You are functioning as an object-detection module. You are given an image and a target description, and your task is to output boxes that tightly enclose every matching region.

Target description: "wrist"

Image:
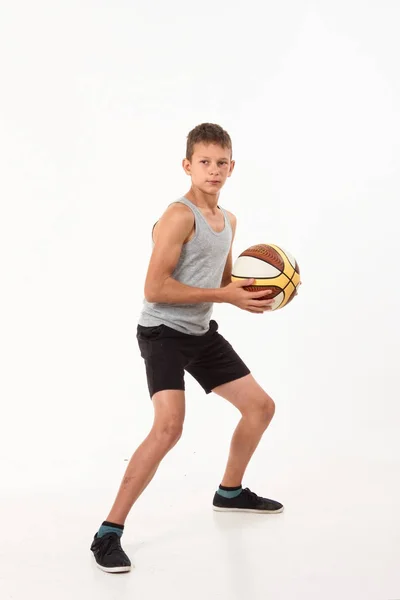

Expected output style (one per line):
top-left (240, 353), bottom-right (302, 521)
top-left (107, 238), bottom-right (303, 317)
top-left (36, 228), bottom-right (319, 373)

top-left (214, 287), bottom-right (227, 303)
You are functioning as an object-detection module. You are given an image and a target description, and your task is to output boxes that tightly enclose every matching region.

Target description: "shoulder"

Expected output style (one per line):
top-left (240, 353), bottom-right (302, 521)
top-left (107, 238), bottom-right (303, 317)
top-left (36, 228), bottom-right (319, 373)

top-left (153, 201), bottom-right (195, 243)
top-left (161, 202), bottom-right (195, 230)
top-left (164, 201), bottom-right (194, 220)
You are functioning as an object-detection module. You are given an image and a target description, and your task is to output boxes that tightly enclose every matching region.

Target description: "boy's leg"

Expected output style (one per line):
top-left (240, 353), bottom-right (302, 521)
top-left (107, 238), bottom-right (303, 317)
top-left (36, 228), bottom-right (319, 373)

top-left (90, 390), bottom-right (185, 572)
top-left (212, 374), bottom-right (274, 487)
top-left (185, 324), bottom-right (282, 512)
top-left (211, 373), bottom-right (282, 513)
top-left (106, 389), bottom-right (186, 524)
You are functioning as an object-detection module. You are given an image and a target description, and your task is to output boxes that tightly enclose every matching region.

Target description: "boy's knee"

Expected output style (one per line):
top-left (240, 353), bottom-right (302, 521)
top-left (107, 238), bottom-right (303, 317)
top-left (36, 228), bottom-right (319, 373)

top-left (266, 397), bottom-right (275, 419)
top-left (257, 397), bottom-right (275, 425)
top-left (155, 418), bottom-right (183, 447)
top-left (245, 394), bottom-right (275, 425)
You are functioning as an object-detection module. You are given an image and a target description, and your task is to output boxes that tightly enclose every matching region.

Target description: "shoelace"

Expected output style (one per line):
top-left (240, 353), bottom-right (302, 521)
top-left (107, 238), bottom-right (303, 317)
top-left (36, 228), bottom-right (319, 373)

top-left (242, 487), bottom-right (262, 504)
top-left (98, 534), bottom-right (124, 558)
top-left (243, 487), bottom-right (258, 498)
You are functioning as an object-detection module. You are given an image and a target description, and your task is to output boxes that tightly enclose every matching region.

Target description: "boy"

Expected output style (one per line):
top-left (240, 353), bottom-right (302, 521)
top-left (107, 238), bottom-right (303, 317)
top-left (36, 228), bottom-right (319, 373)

top-left (90, 123), bottom-right (283, 573)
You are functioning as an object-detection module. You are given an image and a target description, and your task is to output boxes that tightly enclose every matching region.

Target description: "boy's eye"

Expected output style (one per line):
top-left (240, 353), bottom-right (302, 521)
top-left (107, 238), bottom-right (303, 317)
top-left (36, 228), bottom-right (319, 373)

top-left (201, 160), bottom-right (208, 164)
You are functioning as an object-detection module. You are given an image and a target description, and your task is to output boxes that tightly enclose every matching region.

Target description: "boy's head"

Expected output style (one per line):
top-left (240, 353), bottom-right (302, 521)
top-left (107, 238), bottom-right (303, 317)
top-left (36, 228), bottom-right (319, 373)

top-left (183, 123), bottom-right (235, 194)
top-left (186, 123), bottom-right (232, 161)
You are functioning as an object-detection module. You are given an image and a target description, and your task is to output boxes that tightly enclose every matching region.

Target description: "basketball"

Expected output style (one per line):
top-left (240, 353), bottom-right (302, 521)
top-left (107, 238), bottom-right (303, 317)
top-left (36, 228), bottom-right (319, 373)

top-left (231, 244), bottom-right (301, 311)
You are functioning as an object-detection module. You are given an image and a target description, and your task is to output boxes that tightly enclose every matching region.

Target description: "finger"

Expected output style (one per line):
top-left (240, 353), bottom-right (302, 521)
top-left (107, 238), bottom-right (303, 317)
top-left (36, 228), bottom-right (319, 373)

top-left (249, 306), bottom-right (272, 313)
top-left (249, 303), bottom-right (274, 312)
top-left (249, 300), bottom-right (274, 308)
top-left (236, 278), bottom-right (255, 287)
top-left (251, 289), bottom-right (273, 296)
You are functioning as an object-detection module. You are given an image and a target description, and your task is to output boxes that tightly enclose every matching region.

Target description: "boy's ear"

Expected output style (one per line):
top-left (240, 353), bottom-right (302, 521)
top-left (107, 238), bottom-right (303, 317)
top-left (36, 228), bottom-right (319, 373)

top-left (182, 158), bottom-right (191, 175)
top-left (228, 159), bottom-right (235, 177)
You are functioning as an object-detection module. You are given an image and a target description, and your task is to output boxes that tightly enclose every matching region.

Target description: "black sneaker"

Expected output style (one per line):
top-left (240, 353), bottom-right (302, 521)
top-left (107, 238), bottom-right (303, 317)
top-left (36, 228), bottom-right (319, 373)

top-left (90, 532), bottom-right (132, 573)
top-left (212, 487), bottom-right (284, 514)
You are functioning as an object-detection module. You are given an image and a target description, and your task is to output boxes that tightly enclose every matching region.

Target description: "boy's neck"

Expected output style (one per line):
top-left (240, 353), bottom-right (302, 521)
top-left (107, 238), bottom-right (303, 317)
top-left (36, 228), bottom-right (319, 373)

top-left (185, 187), bottom-right (220, 212)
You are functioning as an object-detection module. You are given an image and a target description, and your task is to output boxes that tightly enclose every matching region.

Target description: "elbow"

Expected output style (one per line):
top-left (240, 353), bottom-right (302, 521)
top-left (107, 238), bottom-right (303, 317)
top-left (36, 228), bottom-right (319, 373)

top-left (145, 274), bottom-right (170, 303)
top-left (144, 288), bottom-right (156, 303)
top-left (144, 284), bottom-right (161, 303)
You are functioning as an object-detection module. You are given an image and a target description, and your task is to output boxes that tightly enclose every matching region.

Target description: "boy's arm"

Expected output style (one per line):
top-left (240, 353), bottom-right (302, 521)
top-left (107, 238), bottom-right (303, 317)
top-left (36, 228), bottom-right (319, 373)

top-left (144, 205), bottom-right (272, 312)
top-left (144, 203), bottom-right (226, 304)
top-left (220, 211), bottom-right (237, 287)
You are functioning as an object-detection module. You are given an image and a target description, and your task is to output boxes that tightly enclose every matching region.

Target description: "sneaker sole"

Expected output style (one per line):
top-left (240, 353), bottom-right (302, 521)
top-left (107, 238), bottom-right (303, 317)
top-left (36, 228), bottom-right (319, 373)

top-left (94, 561), bottom-right (132, 573)
top-left (213, 506), bottom-right (284, 514)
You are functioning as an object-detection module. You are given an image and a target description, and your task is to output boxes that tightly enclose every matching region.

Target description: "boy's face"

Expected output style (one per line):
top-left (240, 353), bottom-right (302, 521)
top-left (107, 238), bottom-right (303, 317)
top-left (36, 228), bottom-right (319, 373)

top-left (182, 143), bottom-right (235, 194)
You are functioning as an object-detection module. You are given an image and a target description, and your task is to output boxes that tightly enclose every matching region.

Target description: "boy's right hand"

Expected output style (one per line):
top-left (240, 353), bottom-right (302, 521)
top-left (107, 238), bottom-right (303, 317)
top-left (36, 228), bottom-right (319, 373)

top-left (221, 279), bottom-right (274, 313)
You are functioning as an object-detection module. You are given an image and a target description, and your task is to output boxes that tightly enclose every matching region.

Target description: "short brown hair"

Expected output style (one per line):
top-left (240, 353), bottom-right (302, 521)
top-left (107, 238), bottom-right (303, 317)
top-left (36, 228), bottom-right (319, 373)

top-left (186, 123), bottom-right (232, 161)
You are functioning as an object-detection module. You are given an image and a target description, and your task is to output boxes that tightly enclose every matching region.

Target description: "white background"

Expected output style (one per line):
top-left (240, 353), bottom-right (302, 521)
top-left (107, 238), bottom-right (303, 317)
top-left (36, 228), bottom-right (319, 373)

top-left (1, 1), bottom-right (399, 599)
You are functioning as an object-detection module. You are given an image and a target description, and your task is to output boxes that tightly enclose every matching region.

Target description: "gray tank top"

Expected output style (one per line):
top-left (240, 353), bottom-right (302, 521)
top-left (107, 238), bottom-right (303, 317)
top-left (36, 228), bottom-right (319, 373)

top-left (138, 196), bottom-right (232, 335)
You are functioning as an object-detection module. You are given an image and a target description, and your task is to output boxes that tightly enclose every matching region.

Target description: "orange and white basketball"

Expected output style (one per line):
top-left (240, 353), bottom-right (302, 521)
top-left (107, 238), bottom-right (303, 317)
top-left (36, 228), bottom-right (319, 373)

top-left (231, 244), bottom-right (301, 311)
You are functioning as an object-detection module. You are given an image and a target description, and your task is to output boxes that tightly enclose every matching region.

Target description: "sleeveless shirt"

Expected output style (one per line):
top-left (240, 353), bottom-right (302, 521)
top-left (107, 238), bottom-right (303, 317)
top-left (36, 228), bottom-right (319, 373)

top-left (138, 196), bottom-right (232, 335)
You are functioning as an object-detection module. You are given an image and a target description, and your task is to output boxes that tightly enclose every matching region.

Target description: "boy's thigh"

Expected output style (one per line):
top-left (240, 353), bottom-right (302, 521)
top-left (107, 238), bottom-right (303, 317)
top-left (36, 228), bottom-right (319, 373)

top-left (185, 330), bottom-right (250, 394)
top-left (152, 389), bottom-right (186, 432)
top-left (137, 324), bottom-right (187, 398)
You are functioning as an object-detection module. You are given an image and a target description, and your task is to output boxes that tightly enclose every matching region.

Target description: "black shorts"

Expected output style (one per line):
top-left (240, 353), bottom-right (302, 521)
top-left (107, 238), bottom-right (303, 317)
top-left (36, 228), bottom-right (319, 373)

top-left (136, 320), bottom-right (250, 398)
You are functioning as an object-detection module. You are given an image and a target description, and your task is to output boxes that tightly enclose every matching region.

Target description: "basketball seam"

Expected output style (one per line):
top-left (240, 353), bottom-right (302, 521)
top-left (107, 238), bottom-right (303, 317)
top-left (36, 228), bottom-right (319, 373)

top-left (240, 250), bottom-right (284, 271)
top-left (270, 244), bottom-right (298, 274)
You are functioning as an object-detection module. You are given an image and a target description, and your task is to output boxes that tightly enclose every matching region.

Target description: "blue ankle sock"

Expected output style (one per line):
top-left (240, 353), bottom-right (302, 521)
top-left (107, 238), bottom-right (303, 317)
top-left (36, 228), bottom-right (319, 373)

top-left (217, 484), bottom-right (243, 499)
top-left (97, 520), bottom-right (124, 538)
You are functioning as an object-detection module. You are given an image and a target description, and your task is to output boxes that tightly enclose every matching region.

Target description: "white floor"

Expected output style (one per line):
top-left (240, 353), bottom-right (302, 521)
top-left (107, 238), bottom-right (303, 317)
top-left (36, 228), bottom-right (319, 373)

top-left (1, 443), bottom-right (399, 600)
